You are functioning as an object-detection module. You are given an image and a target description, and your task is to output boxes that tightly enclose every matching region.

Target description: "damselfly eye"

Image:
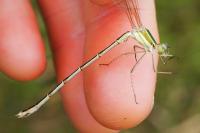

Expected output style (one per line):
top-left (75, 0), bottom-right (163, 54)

top-left (162, 44), bottom-right (168, 50)
top-left (166, 44), bottom-right (170, 49)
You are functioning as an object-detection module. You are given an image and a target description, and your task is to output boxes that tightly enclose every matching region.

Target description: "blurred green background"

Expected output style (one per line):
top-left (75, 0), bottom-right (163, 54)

top-left (1, 0), bottom-right (200, 133)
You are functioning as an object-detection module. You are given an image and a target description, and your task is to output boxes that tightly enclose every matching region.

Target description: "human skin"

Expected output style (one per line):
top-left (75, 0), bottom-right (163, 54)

top-left (0, 0), bottom-right (158, 132)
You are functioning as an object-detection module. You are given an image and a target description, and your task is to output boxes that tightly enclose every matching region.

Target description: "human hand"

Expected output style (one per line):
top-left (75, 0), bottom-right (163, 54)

top-left (0, 0), bottom-right (158, 132)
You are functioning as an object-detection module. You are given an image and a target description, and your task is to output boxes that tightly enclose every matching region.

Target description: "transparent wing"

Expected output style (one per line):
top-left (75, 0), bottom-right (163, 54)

top-left (113, 0), bottom-right (142, 28)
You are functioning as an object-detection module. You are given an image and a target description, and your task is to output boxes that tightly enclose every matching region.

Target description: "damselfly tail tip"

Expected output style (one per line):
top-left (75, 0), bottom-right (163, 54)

top-left (16, 107), bottom-right (39, 118)
top-left (16, 111), bottom-right (32, 118)
top-left (16, 111), bottom-right (26, 118)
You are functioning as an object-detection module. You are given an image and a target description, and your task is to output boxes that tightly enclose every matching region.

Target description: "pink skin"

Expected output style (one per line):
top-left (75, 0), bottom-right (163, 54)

top-left (0, 0), bottom-right (46, 81)
top-left (0, 0), bottom-right (158, 132)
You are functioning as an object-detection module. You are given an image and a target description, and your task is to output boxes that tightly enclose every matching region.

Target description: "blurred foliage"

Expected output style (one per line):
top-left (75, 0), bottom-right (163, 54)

top-left (0, 0), bottom-right (200, 133)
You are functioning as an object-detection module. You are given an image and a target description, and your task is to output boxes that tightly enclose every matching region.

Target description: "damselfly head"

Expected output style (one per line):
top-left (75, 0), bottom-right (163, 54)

top-left (156, 43), bottom-right (169, 55)
top-left (157, 43), bottom-right (173, 64)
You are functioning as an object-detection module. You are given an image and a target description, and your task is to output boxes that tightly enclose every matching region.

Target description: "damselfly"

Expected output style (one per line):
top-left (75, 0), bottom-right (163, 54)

top-left (16, 0), bottom-right (173, 118)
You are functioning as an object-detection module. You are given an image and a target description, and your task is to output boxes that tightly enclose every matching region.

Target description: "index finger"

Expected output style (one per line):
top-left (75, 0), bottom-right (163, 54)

top-left (0, 0), bottom-right (46, 81)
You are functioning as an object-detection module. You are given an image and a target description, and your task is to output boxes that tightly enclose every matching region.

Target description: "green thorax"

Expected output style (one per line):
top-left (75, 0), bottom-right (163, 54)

top-left (131, 28), bottom-right (157, 51)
